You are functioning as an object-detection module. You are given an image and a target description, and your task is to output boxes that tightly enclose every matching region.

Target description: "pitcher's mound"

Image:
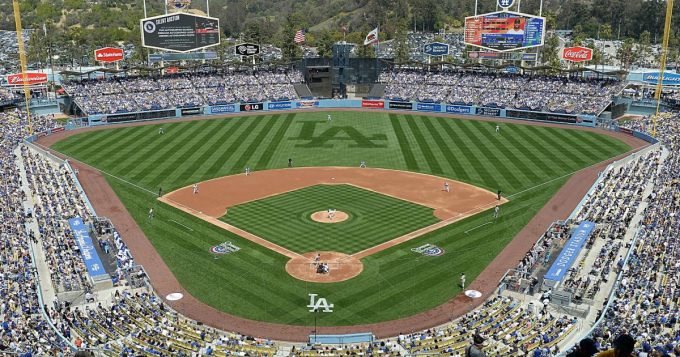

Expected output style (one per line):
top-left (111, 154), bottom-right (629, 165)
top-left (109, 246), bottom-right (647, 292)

top-left (286, 252), bottom-right (363, 283)
top-left (310, 210), bottom-right (349, 223)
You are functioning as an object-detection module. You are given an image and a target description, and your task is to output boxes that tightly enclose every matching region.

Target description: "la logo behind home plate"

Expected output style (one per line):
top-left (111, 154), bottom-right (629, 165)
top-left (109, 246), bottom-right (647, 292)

top-left (308, 294), bottom-right (334, 312)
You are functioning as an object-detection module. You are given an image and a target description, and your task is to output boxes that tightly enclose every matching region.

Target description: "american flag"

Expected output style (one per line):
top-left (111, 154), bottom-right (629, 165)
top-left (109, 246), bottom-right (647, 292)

top-left (294, 28), bottom-right (306, 43)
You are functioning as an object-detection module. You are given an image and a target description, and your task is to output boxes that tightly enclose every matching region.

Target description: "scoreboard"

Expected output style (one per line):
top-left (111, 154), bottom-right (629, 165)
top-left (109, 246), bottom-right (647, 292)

top-left (464, 11), bottom-right (545, 52)
top-left (141, 12), bottom-right (220, 53)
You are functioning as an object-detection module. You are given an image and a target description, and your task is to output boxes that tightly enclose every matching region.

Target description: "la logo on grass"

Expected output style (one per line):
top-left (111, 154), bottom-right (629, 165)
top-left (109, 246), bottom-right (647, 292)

top-left (291, 121), bottom-right (387, 148)
top-left (308, 294), bottom-right (334, 312)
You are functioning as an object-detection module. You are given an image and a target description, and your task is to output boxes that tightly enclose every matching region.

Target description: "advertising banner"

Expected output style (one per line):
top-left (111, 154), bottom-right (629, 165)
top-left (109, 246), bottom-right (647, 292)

top-left (240, 103), bottom-right (264, 111)
top-left (545, 221), bottom-right (595, 282)
top-left (296, 101), bottom-right (320, 108)
top-left (94, 47), bottom-right (124, 62)
top-left (467, 51), bottom-right (537, 61)
top-left (68, 217), bottom-right (108, 277)
top-left (505, 66), bottom-right (518, 73)
top-left (642, 72), bottom-right (680, 86)
top-left (51, 127), bottom-right (66, 133)
top-left (423, 42), bottom-right (450, 56)
top-left (388, 101), bottom-right (413, 110)
top-left (446, 105), bottom-right (472, 114)
top-left (619, 128), bottom-right (634, 135)
top-left (476, 107), bottom-right (501, 116)
top-left (416, 103), bottom-right (441, 112)
top-left (562, 46), bottom-right (593, 62)
top-left (181, 107), bottom-right (203, 116)
top-left (268, 102), bottom-right (292, 110)
top-left (6, 73), bottom-right (48, 86)
top-left (464, 11), bottom-right (545, 52)
top-left (141, 13), bottom-right (220, 52)
top-left (361, 100), bottom-right (385, 108)
top-left (149, 52), bottom-right (218, 62)
top-left (211, 105), bottom-right (236, 113)
top-left (235, 43), bottom-right (261, 56)
top-left (104, 109), bottom-right (176, 123)
top-left (505, 109), bottom-right (584, 124)
top-left (36, 132), bottom-right (48, 139)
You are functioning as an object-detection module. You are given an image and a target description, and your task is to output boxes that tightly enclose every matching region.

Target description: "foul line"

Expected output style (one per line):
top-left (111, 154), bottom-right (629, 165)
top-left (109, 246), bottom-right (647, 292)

top-left (37, 141), bottom-right (646, 265)
top-left (168, 219), bottom-right (194, 231)
top-left (465, 221), bottom-right (492, 234)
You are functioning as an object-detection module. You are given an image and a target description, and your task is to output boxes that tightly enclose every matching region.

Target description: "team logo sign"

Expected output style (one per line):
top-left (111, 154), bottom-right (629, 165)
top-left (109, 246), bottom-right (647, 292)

top-left (411, 243), bottom-right (445, 256)
top-left (497, 0), bottom-right (515, 8)
top-left (308, 294), bottom-right (334, 312)
top-left (210, 242), bottom-right (241, 254)
top-left (167, 0), bottom-right (191, 9)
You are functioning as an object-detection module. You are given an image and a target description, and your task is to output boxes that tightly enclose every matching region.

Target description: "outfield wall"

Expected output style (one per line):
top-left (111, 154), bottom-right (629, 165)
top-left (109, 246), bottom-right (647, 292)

top-left (81, 99), bottom-right (600, 127)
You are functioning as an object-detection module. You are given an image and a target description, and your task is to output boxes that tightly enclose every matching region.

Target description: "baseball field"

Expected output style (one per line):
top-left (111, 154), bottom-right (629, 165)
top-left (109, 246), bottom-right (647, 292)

top-left (51, 111), bottom-right (631, 327)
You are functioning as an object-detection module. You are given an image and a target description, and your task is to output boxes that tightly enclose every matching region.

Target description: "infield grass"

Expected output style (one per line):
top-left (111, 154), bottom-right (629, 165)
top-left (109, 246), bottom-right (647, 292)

top-left (221, 184), bottom-right (440, 254)
top-left (52, 111), bottom-right (631, 325)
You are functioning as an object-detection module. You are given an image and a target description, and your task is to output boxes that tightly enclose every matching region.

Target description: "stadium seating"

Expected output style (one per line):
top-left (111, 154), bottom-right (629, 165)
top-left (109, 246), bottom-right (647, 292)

top-left (62, 70), bottom-right (304, 115)
top-left (379, 70), bottom-right (625, 115)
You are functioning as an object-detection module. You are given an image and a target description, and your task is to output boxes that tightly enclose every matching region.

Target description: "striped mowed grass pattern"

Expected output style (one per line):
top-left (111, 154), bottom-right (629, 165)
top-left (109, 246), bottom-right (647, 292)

top-left (52, 111), bottom-right (631, 325)
top-left (222, 184), bottom-right (440, 254)
top-left (53, 111), bottom-right (629, 194)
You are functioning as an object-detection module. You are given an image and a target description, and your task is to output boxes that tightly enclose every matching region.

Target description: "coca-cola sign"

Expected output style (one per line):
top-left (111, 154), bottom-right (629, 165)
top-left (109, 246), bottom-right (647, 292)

top-left (6, 73), bottom-right (48, 86)
top-left (562, 46), bottom-right (593, 62)
top-left (94, 47), bottom-right (124, 62)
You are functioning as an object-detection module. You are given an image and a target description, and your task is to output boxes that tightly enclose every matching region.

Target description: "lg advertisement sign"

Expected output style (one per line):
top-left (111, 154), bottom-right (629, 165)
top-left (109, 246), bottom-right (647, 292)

top-left (94, 47), bottom-right (124, 62)
top-left (562, 46), bottom-right (593, 62)
top-left (6, 73), bottom-right (48, 86)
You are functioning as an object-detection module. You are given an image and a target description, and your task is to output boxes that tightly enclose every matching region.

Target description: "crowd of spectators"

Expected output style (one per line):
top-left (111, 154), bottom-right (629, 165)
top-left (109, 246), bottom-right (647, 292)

top-left (0, 87), bottom-right (21, 102)
top-left (380, 70), bottom-right (626, 115)
top-left (0, 109), bottom-right (70, 355)
top-left (22, 148), bottom-right (95, 293)
top-left (62, 70), bottom-right (303, 115)
top-left (578, 112), bottom-right (680, 355)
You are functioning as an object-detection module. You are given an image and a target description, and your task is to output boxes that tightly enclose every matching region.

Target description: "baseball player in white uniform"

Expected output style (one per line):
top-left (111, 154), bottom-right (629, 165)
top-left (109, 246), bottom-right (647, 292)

top-left (159, 127), bottom-right (164, 134)
top-left (444, 182), bottom-right (450, 193)
top-left (149, 208), bottom-right (154, 219)
top-left (494, 205), bottom-right (499, 218)
top-left (495, 125), bottom-right (500, 133)
top-left (245, 167), bottom-right (250, 176)
top-left (193, 183), bottom-right (199, 194)
top-left (360, 160), bottom-right (366, 168)
top-left (327, 114), bottom-right (332, 123)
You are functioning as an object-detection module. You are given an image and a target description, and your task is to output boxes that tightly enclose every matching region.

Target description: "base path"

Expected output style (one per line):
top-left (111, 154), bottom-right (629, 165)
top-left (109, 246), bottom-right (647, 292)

top-left (162, 167), bottom-right (502, 220)
top-left (39, 109), bottom-right (650, 342)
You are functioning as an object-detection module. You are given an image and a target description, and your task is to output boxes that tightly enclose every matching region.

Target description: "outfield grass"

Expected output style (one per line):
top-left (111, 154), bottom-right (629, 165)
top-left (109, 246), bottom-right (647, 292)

top-left (222, 184), bottom-right (440, 254)
top-left (52, 111), bottom-right (631, 325)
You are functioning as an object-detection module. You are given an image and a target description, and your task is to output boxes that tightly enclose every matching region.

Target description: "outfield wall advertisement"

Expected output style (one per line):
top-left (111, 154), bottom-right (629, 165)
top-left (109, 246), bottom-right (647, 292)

top-left (87, 100), bottom-right (598, 127)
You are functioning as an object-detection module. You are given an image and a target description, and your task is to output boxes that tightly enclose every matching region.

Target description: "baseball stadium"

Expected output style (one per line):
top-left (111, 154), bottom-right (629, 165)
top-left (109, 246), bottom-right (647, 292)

top-left (0, 0), bottom-right (678, 356)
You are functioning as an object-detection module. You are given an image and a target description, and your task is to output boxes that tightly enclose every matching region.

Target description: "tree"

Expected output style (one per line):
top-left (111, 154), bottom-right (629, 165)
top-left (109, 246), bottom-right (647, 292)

top-left (540, 34), bottom-right (560, 67)
top-left (617, 38), bottom-right (635, 70)
top-left (600, 24), bottom-right (613, 39)
top-left (244, 22), bottom-right (262, 44)
top-left (280, 12), bottom-right (306, 59)
top-left (637, 30), bottom-right (652, 64)
top-left (393, 18), bottom-right (409, 61)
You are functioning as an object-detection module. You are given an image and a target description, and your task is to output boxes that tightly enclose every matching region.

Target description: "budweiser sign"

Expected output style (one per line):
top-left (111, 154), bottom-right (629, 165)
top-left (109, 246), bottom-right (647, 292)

top-left (7, 73), bottom-right (48, 86)
top-left (94, 47), bottom-right (124, 62)
top-left (562, 47), bottom-right (593, 62)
